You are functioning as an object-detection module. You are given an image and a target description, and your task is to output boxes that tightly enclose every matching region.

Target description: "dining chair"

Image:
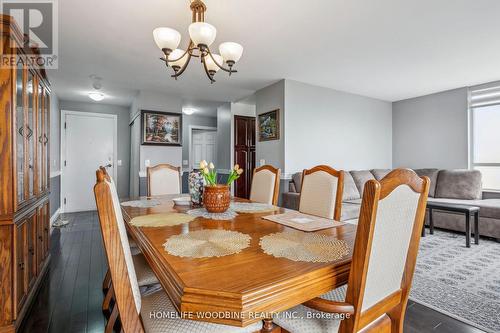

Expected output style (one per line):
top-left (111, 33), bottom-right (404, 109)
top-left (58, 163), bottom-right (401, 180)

top-left (298, 165), bottom-right (345, 220)
top-left (249, 165), bottom-right (281, 205)
top-left (97, 167), bottom-right (160, 319)
top-left (274, 169), bottom-right (430, 333)
top-left (94, 168), bottom-right (263, 333)
top-left (147, 163), bottom-right (181, 196)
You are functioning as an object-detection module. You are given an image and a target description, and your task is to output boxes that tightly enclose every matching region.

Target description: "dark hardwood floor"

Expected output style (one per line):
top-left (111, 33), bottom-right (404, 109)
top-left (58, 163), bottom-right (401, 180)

top-left (20, 212), bottom-right (486, 333)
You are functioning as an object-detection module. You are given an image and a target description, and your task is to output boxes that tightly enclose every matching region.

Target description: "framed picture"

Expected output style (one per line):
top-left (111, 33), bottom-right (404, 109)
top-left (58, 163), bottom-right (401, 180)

top-left (141, 110), bottom-right (182, 146)
top-left (258, 109), bottom-right (280, 141)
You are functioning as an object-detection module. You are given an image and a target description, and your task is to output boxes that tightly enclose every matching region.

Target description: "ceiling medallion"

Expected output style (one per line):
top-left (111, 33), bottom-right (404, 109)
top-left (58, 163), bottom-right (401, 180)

top-left (153, 0), bottom-right (243, 84)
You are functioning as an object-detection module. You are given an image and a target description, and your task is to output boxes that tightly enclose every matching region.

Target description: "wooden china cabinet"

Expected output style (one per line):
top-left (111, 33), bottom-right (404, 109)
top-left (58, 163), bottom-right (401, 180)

top-left (0, 15), bottom-right (51, 333)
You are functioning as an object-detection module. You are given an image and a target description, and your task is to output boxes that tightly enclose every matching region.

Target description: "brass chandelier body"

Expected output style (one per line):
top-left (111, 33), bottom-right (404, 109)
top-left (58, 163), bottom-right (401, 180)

top-left (159, 0), bottom-right (237, 83)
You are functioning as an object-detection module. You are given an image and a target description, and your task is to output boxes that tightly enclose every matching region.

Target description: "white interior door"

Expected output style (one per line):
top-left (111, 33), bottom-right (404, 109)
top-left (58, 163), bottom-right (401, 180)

top-left (62, 111), bottom-right (117, 212)
top-left (192, 130), bottom-right (217, 168)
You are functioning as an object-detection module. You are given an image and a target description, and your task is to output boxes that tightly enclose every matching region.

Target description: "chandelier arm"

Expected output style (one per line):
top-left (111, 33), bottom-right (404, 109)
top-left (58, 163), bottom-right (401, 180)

top-left (168, 48), bottom-right (191, 63)
top-left (201, 55), bottom-right (216, 83)
top-left (205, 47), bottom-right (235, 73)
top-left (171, 52), bottom-right (193, 78)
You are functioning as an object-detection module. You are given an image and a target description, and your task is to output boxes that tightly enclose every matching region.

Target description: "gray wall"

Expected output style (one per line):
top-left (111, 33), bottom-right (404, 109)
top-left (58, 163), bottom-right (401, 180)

top-left (392, 87), bottom-right (468, 169)
top-left (284, 80), bottom-right (393, 174)
top-left (129, 91), bottom-right (182, 197)
top-left (182, 114), bottom-right (217, 168)
top-left (49, 94), bottom-right (60, 217)
top-left (60, 100), bottom-right (131, 197)
top-left (255, 80), bottom-right (285, 170)
top-left (217, 103), bottom-right (232, 170)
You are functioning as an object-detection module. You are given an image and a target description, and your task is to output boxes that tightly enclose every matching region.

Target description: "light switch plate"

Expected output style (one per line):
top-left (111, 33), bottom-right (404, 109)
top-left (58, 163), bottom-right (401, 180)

top-left (145, 159), bottom-right (150, 167)
top-left (183, 160), bottom-right (189, 166)
top-left (259, 159), bottom-right (266, 166)
top-left (117, 160), bottom-right (122, 166)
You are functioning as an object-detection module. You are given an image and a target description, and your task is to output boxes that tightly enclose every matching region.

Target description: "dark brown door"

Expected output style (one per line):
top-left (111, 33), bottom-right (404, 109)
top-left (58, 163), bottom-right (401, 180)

top-left (234, 116), bottom-right (256, 198)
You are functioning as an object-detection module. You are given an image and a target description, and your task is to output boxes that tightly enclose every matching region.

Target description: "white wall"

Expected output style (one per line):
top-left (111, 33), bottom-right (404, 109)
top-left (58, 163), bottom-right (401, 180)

top-left (392, 87), bottom-right (468, 169)
top-left (255, 80), bottom-right (285, 170)
top-left (284, 80), bottom-right (393, 174)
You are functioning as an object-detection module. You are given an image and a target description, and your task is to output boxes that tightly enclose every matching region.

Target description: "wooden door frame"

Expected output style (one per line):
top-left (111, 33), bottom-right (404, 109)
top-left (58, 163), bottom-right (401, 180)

top-left (60, 110), bottom-right (118, 213)
top-left (188, 125), bottom-right (217, 170)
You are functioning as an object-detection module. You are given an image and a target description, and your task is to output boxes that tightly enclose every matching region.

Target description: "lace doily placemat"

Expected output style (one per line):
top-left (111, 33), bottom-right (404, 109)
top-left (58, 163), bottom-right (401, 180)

top-left (259, 230), bottom-right (350, 263)
top-left (263, 211), bottom-right (344, 231)
top-left (130, 213), bottom-right (195, 227)
top-left (186, 208), bottom-right (238, 220)
top-left (121, 199), bottom-right (161, 208)
top-left (164, 229), bottom-right (251, 258)
top-left (230, 202), bottom-right (280, 214)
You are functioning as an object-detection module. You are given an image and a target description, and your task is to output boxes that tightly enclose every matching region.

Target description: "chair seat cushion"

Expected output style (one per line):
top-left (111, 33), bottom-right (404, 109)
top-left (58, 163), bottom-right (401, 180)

top-left (273, 285), bottom-right (347, 333)
top-left (132, 253), bottom-right (160, 287)
top-left (141, 290), bottom-right (263, 333)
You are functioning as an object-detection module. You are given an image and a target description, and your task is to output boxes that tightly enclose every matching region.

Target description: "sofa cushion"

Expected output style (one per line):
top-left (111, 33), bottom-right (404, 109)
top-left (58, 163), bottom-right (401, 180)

top-left (341, 203), bottom-right (361, 221)
top-left (414, 169), bottom-right (439, 197)
top-left (370, 169), bottom-right (391, 181)
top-left (350, 170), bottom-right (376, 197)
top-left (427, 197), bottom-right (500, 219)
top-left (342, 172), bottom-right (360, 201)
top-left (291, 172), bottom-right (303, 192)
top-left (435, 170), bottom-right (482, 200)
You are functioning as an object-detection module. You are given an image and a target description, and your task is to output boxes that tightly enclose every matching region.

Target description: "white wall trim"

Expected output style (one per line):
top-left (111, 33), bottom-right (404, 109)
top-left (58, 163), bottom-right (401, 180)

top-left (50, 170), bottom-right (62, 178)
top-left (60, 110), bottom-right (118, 213)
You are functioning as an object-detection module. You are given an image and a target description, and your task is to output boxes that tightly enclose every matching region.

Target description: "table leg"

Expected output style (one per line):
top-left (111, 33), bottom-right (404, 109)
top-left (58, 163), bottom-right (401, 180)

top-left (465, 213), bottom-right (471, 248)
top-left (474, 211), bottom-right (479, 245)
top-left (429, 208), bottom-right (434, 235)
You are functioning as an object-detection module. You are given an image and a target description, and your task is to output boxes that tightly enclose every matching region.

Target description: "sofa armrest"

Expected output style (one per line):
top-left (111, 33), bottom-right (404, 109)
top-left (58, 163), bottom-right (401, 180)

top-left (282, 192), bottom-right (300, 210)
top-left (289, 181), bottom-right (297, 193)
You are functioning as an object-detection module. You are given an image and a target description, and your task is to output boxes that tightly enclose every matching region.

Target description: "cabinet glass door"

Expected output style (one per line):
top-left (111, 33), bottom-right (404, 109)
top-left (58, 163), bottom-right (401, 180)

top-left (15, 54), bottom-right (25, 205)
top-left (36, 83), bottom-right (43, 194)
top-left (27, 71), bottom-right (35, 198)
top-left (43, 91), bottom-right (50, 191)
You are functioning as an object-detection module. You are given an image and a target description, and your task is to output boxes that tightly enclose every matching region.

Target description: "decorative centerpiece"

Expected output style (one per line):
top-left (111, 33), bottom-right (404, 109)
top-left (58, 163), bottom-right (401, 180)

top-left (200, 160), bottom-right (243, 213)
top-left (188, 170), bottom-right (205, 205)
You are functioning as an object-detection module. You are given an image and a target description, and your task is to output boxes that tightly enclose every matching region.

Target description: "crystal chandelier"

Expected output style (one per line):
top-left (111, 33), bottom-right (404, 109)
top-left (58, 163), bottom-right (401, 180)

top-left (153, 0), bottom-right (243, 83)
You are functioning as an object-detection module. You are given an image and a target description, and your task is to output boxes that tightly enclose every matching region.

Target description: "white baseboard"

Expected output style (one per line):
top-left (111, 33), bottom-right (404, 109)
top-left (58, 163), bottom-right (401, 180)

top-left (50, 208), bottom-right (61, 230)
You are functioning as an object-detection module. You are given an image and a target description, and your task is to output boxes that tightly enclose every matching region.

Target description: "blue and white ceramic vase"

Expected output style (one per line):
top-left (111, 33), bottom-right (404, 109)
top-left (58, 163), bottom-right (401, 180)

top-left (188, 170), bottom-right (205, 206)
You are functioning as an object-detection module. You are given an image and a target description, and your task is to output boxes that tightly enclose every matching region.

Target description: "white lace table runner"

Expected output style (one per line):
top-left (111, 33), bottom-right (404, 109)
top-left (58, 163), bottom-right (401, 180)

top-left (121, 199), bottom-right (161, 208)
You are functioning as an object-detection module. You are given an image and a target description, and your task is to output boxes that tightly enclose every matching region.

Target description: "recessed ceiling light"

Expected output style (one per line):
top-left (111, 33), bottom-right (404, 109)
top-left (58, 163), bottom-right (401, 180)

top-left (88, 92), bottom-right (105, 101)
top-left (183, 108), bottom-right (196, 115)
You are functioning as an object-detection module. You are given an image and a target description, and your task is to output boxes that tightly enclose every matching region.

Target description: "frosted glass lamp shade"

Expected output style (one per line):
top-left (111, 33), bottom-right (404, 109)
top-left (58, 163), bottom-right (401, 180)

top-left (219, 42), bottom-right (243, 63)
top-left (189, 22), bottom-right (217, 47)
top-left (153, 27), bottom-right (181, 51)
top-left (204, 54), bottom-right (223, 72)
top-left (168, 49), bottom-right (188, 68)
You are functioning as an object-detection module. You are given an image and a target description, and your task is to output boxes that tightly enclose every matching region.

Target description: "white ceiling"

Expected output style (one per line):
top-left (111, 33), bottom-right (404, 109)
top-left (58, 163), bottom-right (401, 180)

top-left (49, 0), bottom-right (500, 107)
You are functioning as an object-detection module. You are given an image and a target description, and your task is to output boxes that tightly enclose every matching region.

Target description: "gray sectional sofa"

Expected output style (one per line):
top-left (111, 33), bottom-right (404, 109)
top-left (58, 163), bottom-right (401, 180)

top-left (282, 169), bottom-right (500, 240)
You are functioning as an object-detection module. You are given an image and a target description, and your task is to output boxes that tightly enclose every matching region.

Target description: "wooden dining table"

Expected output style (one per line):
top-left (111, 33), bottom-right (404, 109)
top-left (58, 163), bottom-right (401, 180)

top-left (121, 195), bottom-right (356, 328)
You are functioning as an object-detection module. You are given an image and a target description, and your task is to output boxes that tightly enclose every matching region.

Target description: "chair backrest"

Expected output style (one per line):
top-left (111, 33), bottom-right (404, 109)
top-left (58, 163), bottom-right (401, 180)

top-left (298, 165), bottom-right (344, 220)
top-left (94, 169), bottom-right (145, 332)
top-left (340, 169), bottom-right (430, 333)
top-left (249, 165), bottom-right (281, 205)
top-left (147, 163), bottom-right (181, 196)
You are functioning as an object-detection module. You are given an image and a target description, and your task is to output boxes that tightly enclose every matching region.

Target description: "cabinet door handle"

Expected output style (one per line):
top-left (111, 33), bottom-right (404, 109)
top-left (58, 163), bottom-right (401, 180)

top-left (43, 134), bottom-right (48, 145)
top-left (26, 125), bottom-right (33, 139)
top-left (39, 235), bottom-right (43, 241)
top-left (18, 126), bottom-right (25, 137)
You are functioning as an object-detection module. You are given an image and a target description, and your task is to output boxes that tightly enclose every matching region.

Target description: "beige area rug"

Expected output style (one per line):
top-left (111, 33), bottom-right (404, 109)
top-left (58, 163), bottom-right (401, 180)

top-left (164, 229), bottom-right (251, 258)
top-left (129, 213), bottom-right (195, 227)
top-left (260, 230), bottom-right (350, 263)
